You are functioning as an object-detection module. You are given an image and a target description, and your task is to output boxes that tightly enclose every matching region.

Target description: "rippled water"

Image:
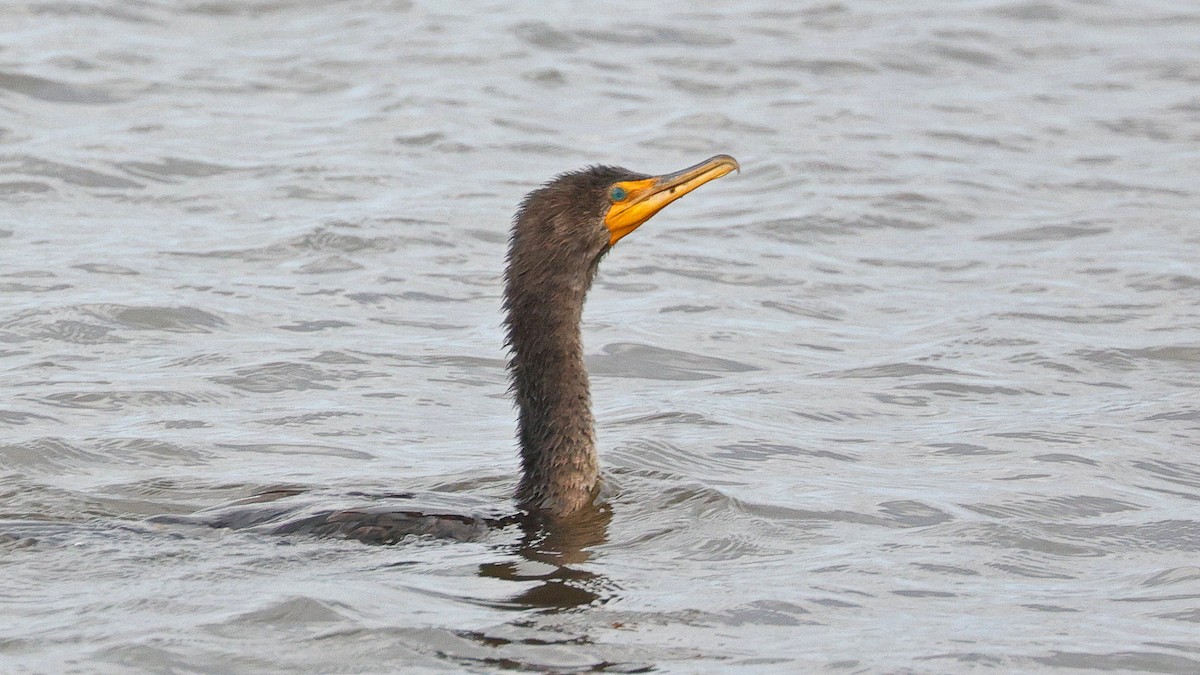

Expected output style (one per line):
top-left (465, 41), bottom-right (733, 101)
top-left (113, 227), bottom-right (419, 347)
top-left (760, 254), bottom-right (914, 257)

top-left (3, 1), bottom-right (1200, 672)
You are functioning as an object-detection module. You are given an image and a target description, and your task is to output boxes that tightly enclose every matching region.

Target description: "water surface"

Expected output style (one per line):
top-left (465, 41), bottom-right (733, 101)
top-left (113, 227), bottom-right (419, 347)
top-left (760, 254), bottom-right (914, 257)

top-left (2, 1), bottom-right (1199, 672)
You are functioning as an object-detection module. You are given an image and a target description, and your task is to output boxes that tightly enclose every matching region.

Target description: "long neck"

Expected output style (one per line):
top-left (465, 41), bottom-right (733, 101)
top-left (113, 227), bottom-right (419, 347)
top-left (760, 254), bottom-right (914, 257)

top-left (505, 260), bottom-right (601, 519)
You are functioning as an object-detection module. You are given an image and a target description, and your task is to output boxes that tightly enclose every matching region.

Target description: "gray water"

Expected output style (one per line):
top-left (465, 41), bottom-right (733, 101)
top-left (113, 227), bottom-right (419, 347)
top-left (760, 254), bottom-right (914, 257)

top-left (3, 1), bottom-right (1199, 672)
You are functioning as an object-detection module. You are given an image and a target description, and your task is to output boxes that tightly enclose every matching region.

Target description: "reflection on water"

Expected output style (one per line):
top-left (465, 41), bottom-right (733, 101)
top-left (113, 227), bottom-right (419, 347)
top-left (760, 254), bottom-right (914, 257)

top-left (480, 507), bottom-right (613, 611)
top-left (3, 0), bottom-right (1200, 671)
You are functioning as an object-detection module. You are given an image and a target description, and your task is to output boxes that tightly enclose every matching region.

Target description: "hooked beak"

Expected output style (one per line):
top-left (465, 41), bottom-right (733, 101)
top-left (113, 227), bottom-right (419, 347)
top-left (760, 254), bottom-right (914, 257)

top-left (603, 154), bottom-right (739, 245)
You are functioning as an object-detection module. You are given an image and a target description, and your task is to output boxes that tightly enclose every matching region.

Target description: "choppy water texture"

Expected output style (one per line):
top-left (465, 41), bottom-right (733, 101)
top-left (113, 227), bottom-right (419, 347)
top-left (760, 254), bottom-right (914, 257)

top-left (3, 1), bottom-right (1200, 672)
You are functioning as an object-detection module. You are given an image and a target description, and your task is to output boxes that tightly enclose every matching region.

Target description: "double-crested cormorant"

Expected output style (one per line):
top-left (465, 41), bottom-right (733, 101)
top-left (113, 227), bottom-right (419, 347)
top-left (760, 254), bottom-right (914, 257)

top-left (151, 154), bottom-right (738, 542)
top-left (504, 154), bottom-right (739, 520)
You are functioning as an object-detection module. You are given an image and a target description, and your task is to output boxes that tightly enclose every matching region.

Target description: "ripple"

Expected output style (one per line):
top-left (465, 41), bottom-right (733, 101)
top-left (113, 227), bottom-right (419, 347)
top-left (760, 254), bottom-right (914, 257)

top-left (26, 2), bottom-right (159, 23)
top-left (753, 58), bottom-right (877, 75)
top-left (211, 361), bottom-right (385, 393)
top-left (115, 157), bottom-right (237, 182)
top-left (0, 438), bottom-right (107, 473)
top-left (508, 21), bottom-right (583, 52)
top-left (0, 180), bottom-right (53, 195)
top-left (1131, 460), bottom-right (1200, 491)
top-left (713, 441), bottom-right (859, 464)
top-left (719, 600), bottom-right (812, 626)
top-left (90, 305), bottom-right (226, 333)
top-left (650, 56), bottom-right (738, 76)
top-left (169, 226), bottom-right (429, 261)
top-left (980, 224), bottom-right (1110, 241)
top-left (921, 441), bottom-right (1008, 456)
top-left (578, 26), bottom-right (732, 47)
top-left (729, 498), bottom-right (954, 530)
top-left (0, 437), bottom-right (208, 475)
top-left (0, 281), bottom-right (71, 293)
top-left (989, 559), bottom-right (1077, 580)
top-left (927, 130), bottom-right (1030, 152)
top-left (34, 390), bottom-right (224, 410)
top-left (588, 343), bottom-right (758, 381)
top-left (308, 351), bottom-right (367, 365)
top-left (217, 596), bottom-right (353, 633)
top-left (989, 430), bottom-right (1093, 445)
top-left (927, 43), bottom-right (1007, 70)
top-left (606, 411), bottom-right (721, 428)
top-left (1142, 567), bottom-right (1200, 587)
top-left (1078, 346), bottom-right (1200, 370)
top-left (0, 409), bottom-right (59, 426)
top-left (760, 300), bottom-right (843, 321)
top-left (625, 264), bottom-right (793, 287)
top-left (254, 411), bottom-right (361, 427)
top-left (278, 320), bottom-right (353, 332)
top-left (898, 381), bottom-right (1026, 396)
top-left (1031, 650), bottom-right (1200, 672)
top-left (0, 312), bottom-right (120, 344)
top-left (1127, 347), bottom-right (1200, 363)
top-left (1100, 117), bottom-right (1179, 142)
top-left (877, 500), bottom-right (956, 527)
top-left (858, 257), bottom-right (982, 271)
top-left (892, 589), bottom-right (957, 598)
top-left (1007, 352), bottom-right (1081, 374)
top-left (665, 112), bottom-right (775, 135)
top-left (520, 68), bottom-right (566, 87)
top-left (962, 495), bottom-right (1141, 520)
top-left (0, 154), bottom-right (141, 188)
top-left (987, 1), bottom-right (1067, 21)
top-left (1045, 520), bottom-right (1200, 553)
top-left (997, 312), bottom-right (1139, 325)
top-left (71, 263), bottom-right (139, 275)
top-left (1061, 179), bottom-right (1190, 197)
top-left (1127, 274), bottom-right (1200, 291)
top-left (958, 523), bottom-right (1101, 557)
top-left (0, 71), bottom-right (120, 104)
top-left (393, 131), bottom-right (445, 146)
top-left (818, 363), bottom-right (970, 379)
top-left (0, 304), bottom-right (224, 343)
top-left (215, 443), bottom-right (372, 460)
top-left (1032, 453), bottom-right (1098, 466)
top-left (1142, 409), bottom-right (1200, 422)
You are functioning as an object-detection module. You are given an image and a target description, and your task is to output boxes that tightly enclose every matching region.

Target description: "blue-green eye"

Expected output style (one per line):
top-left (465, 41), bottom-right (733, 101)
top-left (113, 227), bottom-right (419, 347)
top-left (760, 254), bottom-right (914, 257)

top-left (609, 186), bottom-right (627, 202)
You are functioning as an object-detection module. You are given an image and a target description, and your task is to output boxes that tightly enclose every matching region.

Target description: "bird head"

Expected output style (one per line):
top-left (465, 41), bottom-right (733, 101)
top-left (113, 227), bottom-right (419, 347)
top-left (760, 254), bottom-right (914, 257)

top-left (600, 154), bottom-right (739, 246)
top-left (509, 155), bottom-right (740, 281)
